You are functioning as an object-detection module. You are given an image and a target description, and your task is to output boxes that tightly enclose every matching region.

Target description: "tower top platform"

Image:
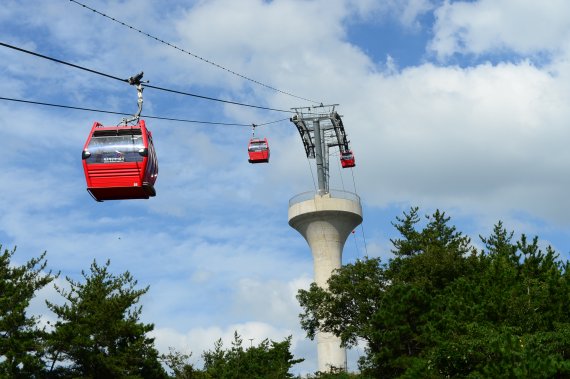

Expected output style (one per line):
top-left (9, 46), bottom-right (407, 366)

top-left (288, 190), bottom-right (363, 254)
top-left (288, 190), bottom-right (362, 225)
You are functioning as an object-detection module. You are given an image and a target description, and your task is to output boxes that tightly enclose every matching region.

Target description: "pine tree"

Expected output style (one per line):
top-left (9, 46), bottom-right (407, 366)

top-left (201, 332), bottom-right (303, 379)
top-left (45, 259), bottom-right (166, 378)
top-left (0, 245), bottom-right (55, 378)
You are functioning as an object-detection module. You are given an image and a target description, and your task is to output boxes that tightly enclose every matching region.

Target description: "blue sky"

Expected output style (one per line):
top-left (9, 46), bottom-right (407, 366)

top-left (2, 0), bottom-right (570, 375)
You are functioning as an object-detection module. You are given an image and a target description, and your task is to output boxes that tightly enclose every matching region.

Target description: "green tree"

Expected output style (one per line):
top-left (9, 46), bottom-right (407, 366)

top-left (0, 245), bottom-right (55, 378)
top-left (417, 224), bottom-right (570, 378)
top-left (161, 347), bottom-right (204, 379)
top-left (45, 259), bottom-right (167, 378)
top-left (297, 257), bottom-right (386, 354)
top-left (298, 208), bottom-right (570, 378)
top-left (199, 332), bottom-right (303, 379)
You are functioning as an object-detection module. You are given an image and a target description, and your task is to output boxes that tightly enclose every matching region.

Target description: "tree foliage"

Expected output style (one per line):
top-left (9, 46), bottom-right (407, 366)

top-left (199, 332), bottom-right (303, 379)
top-left (162, 332), bottom-right (305, 379)
top-left (2, 247), bottom-right (305, 378)
top-left (0, 245), bottom-right (56, 378)
top-left (298, 208), bottom-right (570, 378)
top-left (45, 259), bottom-right (167, 378)
top-left (161, 347), bottom-right (198, 379)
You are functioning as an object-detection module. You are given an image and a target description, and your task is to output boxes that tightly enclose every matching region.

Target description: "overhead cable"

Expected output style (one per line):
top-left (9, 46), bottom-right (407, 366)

top-left (144, 83), bottom-right (292, 113)
top-left (68, 0), bottom-right (320, 105)
top-left (256, 117), bottom-right (290, 127)
top-left (0, 41), bottom-right (294, 114)
top-left (0, 96), bottom-right (261, 126)
top-left (350, 169), bottom-right (369, 256)
top-left (0, 41), bottom-right (126, 83)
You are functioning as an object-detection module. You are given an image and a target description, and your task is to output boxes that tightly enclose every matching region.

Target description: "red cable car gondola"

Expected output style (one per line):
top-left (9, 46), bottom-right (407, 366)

top-left (340, 150), bottom-right (355, 168)
top-left (82, 119), bottom-right (158, 201)
top-left (248, 137), bottom-right (270, 164)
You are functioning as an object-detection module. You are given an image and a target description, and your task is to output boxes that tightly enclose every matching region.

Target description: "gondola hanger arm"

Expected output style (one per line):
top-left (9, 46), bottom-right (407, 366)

top-left (123, 71), bottom-right (149, 125)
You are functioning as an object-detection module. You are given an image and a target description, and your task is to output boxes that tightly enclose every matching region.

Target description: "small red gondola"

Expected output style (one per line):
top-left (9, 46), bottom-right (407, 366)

top-left (248, 138), bottom-right (270, 163)
top-left (340, 150), bottom-right (355, 168)
top-left (82, 119), bottom-right (158, 201)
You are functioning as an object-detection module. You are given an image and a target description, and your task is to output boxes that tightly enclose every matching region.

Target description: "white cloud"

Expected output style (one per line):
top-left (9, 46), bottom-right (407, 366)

top-left (231, 276), bottom-right (312, 326)
top-left (399, 0), bottom-right (434, 28)
top-left (28, 276), bottom-right (68, 331)
top-left (430, 0), bottom-right (570, 60)
top-left (340, 0), bottom-right (434, 30)
top-left (343, 59), bottom-right (570, 225)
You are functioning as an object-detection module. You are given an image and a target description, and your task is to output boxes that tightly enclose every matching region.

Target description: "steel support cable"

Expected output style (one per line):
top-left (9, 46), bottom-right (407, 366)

top-left (256, 117), bottom-right (289, 127)
top-left (0, 96), bottom-right (263, 126)
top-left (352, 226), bottom-right (361, 259)
top-left (0, 41), bottom-right (294, 114)
top-left (0, 42), bottom-right (127, 83)
top-left (144, 83), bottom-right (292, 113)
top-left (359, 216), bottom-right (369, 257)
top-left (307, 157), bottom-right (317, 191)
top-left (68, 0), bottom-right (320, 105)
top-left (334, 151), bottom-right (346, 191)
top-left (350, 168), bottom-right (369, 256)
top-left (332, 152), bottom-right (360, 259)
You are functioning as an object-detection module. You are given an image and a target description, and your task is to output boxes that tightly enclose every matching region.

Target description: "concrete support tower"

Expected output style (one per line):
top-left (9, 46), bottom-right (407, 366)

top-left (288, 106), bottom-right (361, 371)
top-left (288, 191), bottom-right (363, 372)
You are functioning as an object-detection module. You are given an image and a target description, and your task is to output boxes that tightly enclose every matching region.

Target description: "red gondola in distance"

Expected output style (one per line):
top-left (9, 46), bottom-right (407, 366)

top-left (340, 150), bottom-right (355, 168)
top-left (248, 138), bottom-right (270, 164)
top-left (82, 120), bottom-right (158, 201)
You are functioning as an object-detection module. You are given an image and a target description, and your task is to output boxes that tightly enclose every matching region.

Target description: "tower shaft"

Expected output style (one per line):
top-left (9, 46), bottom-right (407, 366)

top-left (289, 191), bottom-right (362, 372)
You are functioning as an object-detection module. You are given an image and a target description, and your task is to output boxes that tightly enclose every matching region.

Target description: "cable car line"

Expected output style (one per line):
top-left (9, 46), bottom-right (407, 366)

top-left (0, 96), bottom-right (263, 127)
top-left (0, 41), bottom-right (295, 114)
top-left (336, 152), bottom-right (346, 191)
top-left (0, 42), bottom-right (127, 83)
top-left (67, 0), bottom-right (320, 105)
top-left (349, 168), bottom-right (368, 256)
top-left (256, 117), bottom-right (290, 127)
top-left (143, 83), bottom-right (292, 113)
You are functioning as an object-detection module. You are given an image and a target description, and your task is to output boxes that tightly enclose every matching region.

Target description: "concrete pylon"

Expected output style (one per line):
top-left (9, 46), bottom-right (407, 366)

top-left (288, 191), bottom-right (363, 372)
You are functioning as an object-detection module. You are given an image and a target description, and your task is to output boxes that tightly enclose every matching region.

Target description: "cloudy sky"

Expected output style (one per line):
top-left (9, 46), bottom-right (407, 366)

top-left (2, 0), bottom-right (570, 374)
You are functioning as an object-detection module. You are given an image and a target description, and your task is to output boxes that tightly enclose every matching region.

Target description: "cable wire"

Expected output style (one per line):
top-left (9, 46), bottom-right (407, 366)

top-left (0, 96), bottom-right (264, 126)
top-left (350, 168), bottom-right (369, 256)
top-left (144, 83), bottom-right (292, 113)
top-left (307, 157), bottom-right (317, 191)
top-left (256, 117), bottom-right (290, 127)
top-left (0, 42), bottom-right (127, 83)
top-left (0, 41), bottom-right (295, 114)
top-left (68, 0), bottom-right (320, 104)
top-left (334, 151), bottom-right (346, 191)
top-left (352, 229), bottom-right (361, 260)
